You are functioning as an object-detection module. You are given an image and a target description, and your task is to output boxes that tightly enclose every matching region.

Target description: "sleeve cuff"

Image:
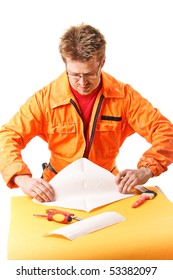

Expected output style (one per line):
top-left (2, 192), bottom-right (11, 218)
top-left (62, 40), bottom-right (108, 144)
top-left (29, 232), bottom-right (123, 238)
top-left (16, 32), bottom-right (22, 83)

top-left (1, 162), bottom-right (32, 188)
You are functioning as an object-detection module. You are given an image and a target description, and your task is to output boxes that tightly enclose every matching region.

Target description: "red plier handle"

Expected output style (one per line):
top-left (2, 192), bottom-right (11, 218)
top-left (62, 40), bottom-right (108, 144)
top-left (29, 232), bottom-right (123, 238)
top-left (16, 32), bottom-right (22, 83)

top-left (33, 208), bottom-right (74, 224)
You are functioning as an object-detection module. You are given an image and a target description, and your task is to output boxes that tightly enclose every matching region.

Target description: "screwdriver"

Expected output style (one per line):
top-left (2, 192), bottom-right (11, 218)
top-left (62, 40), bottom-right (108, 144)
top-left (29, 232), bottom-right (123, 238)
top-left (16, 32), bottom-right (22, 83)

top-left (33, 208), bottom-right (82, 224)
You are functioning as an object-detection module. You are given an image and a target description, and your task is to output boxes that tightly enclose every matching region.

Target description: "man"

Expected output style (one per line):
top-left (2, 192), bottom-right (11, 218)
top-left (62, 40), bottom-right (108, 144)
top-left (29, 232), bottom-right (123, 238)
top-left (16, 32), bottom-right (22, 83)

top-left (0, 24), bottom-right (173, 202)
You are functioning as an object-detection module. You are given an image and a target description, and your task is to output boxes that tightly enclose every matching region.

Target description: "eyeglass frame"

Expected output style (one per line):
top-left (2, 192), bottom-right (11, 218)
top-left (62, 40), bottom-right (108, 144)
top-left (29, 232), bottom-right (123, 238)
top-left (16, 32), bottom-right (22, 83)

top-left (66, 60), bottom-right (102, 80)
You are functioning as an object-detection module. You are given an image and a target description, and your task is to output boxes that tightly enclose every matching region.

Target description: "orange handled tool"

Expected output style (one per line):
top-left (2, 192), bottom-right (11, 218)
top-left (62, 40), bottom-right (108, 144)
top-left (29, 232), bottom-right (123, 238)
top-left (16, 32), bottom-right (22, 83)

top-left (33, 208), bottom-right (82, 224)
top-left (132, 187), bottom-right (157, 208)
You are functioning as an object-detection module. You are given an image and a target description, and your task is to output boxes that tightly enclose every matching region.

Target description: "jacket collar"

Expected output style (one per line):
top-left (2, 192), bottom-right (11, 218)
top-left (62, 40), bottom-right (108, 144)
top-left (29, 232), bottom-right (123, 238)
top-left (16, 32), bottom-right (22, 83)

top-left (50, 71), bottom-right (125, 108)
top-left (101, 71), bottom-right (125, 98)
top-left (50, 73), bottom-right (73, 108)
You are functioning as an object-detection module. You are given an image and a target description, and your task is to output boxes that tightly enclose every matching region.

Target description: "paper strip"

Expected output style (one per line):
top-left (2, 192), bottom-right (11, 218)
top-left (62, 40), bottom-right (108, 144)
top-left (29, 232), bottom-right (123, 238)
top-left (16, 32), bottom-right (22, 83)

top-left (44, 211), bottom-right (125, 240)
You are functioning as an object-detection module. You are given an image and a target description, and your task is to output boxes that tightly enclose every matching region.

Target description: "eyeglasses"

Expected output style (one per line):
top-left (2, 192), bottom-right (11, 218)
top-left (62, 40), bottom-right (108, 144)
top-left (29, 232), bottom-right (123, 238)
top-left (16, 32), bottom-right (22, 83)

top-left (66, 61), bottom-right (102, 80)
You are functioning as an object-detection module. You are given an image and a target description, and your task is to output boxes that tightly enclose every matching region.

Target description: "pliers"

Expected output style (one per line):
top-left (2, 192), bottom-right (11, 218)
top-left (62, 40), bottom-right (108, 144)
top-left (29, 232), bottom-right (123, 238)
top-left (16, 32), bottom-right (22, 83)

top-left (33, 208), bottom-right (82, 224)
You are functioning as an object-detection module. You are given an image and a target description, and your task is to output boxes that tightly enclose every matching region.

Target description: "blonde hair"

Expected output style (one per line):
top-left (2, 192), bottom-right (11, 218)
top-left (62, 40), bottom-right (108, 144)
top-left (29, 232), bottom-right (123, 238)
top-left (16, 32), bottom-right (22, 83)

top-left (59, 23), bottom-right (106, 62)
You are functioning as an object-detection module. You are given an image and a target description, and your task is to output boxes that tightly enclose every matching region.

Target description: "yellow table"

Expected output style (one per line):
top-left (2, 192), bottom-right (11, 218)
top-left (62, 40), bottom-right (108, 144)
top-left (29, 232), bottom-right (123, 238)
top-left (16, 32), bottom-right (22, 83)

top-left (8, 187), bottom-right (173, 260)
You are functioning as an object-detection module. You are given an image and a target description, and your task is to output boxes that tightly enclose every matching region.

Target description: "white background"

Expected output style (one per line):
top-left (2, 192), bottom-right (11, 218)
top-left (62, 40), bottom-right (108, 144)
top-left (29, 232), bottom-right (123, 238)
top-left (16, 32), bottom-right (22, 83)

top-left (0, 0), bottom-right (173, 279)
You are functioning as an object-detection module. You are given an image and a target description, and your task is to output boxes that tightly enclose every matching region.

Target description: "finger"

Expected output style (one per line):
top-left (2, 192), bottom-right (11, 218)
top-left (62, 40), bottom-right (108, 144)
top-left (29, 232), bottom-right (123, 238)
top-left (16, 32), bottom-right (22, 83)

top-left (118, 175), bottom-right (132, 193)
top-left (125, 181), bottom-right (137, 194)
top-left (40, 179), bottom-right (55, 196)
top-left (30, 188), bottom-right (45, 202)
top-left (119, 176), bottom-right (137, 193)
top-left (115, 170), bottom-right (127, 184)
top-left (33, 183), bottom-right (54, 202)
top-left (34, 179), bottom-right (55, 201)
top-left (40, 182), bottom-right (55, 202)
top-left (122, 177), bottom-right (140, 194)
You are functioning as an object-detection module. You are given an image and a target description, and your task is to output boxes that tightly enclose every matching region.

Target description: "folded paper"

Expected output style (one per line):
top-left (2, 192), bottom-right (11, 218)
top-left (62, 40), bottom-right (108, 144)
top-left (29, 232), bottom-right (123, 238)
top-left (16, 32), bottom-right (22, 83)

top-left (44, 211), bottom-right (125, 240)
top-left (33, 158), bottom-right (133, 212)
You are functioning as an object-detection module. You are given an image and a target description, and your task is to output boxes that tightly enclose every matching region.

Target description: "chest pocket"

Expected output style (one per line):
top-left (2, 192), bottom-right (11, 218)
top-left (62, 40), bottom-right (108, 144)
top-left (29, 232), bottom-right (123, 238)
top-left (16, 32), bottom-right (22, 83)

top-left (96, 120), bottom-right (124, 132)
top-left (47, 122), bottom-right (76, 156)
top-left (94, 120), bottom-right (125, 155)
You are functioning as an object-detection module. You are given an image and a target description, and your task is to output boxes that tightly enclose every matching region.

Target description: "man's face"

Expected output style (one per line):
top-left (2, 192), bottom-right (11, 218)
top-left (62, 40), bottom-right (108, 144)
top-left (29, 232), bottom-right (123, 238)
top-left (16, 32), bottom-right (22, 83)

top-left (65, 57), bottom-right (104, 95)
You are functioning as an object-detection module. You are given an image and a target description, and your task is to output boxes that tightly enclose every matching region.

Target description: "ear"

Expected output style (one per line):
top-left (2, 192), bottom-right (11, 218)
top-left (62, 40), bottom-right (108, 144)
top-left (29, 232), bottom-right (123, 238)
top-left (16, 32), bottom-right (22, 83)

top-left (101, 57), bottom-right (106, 68)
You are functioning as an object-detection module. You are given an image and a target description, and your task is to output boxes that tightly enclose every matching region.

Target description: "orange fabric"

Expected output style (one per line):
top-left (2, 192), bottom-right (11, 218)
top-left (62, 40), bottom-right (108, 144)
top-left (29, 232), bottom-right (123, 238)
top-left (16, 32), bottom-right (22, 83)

top-left (7, 187), bottom-right (173, 260)
top-left (42, 167), bottom-right (56, 182)
top-left (0, 71), bottom-right (173, 188)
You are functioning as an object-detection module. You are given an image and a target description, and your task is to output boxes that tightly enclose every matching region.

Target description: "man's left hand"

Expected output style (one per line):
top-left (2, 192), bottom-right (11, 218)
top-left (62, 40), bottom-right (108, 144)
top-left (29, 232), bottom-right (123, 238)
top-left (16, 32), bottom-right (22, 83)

top-left (115, 167), bottom-right (153, 194)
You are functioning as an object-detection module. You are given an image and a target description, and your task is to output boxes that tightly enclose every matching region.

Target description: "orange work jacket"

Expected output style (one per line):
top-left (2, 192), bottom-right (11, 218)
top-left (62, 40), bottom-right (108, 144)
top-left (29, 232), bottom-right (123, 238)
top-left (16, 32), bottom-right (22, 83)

top-left (0, 71), bottom-right (173, 188)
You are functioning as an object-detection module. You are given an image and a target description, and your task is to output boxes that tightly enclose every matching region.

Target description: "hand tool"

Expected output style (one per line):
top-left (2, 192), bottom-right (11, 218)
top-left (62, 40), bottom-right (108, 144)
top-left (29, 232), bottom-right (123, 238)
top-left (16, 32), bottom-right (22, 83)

top-left (132, 186), bottom-right (157, 208)
top-left (33, 208), bottom-right (82, 224)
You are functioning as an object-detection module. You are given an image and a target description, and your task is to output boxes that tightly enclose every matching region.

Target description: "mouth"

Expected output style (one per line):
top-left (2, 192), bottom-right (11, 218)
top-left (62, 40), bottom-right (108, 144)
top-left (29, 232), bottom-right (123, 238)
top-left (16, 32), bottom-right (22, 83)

top-left (80, 86), bottom-right (89, 90)
top-left (77, 84), bottom-right (91, 91)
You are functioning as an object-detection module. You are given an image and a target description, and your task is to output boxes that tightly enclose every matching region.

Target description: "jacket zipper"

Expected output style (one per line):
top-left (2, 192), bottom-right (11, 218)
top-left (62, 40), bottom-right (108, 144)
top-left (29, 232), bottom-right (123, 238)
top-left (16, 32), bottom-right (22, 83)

top-left (70, 99), bottom-right (82, 118)
top-left (70, 94), bottom-right (104, 158)
top-left (86, 94), bottom-right (104, 158)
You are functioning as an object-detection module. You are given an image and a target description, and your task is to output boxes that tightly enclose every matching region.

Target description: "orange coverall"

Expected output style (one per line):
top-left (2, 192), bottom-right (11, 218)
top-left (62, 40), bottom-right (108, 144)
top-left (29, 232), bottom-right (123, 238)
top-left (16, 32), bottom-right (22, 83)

top-left (0, 71), bottom-right (173, 188)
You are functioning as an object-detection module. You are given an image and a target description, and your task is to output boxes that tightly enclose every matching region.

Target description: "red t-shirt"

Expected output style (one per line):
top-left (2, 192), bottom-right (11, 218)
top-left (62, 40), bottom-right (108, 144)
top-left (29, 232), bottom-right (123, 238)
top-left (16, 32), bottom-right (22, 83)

top-left (71, 82), bottom-right (102, 155)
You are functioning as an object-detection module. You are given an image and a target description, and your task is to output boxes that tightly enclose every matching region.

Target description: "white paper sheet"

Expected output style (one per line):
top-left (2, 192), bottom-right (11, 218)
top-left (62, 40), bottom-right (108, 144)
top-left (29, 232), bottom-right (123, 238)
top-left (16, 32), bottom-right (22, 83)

top-left (44, 211), bottom-right (125, 240)
top-left (33, 158), bottom-right (133, 212)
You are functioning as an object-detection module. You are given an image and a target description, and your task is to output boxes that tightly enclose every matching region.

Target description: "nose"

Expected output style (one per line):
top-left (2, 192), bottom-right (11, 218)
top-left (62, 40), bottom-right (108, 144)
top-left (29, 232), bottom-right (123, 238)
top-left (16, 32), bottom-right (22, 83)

top-left (78, 75), bottom-right (88, 85)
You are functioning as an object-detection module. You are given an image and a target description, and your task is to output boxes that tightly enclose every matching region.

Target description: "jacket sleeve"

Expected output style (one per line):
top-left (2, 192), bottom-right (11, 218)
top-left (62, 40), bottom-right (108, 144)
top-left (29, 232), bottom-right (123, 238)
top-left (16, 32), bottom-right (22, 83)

top-left (124, 84), bottom-right (173, 176)
top-left (0, 91), bottom-right (45, 188)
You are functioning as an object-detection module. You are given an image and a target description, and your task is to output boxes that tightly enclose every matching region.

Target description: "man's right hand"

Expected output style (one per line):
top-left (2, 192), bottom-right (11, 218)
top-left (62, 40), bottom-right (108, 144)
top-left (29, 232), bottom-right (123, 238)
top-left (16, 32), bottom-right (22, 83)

top-left (13, 175), bottom-right (55, 202)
